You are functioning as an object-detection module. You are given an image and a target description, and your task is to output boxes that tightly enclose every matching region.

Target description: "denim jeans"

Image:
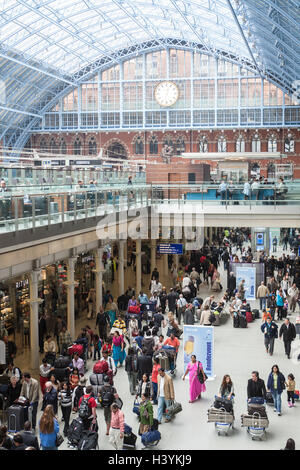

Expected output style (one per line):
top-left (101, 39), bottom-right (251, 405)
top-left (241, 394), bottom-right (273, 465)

top-left (272, 390), bottom-right (282, 413)
top-left (152, 382), bottom-right (158, 404)
top-left (259, 297), bottom-right (266, 310)
top-left (157, 396), bottom-right (172, 423)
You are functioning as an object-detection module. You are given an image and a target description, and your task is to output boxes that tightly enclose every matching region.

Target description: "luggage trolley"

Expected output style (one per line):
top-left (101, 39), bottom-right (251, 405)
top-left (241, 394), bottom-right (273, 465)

top-left (207, 406), bottom-right (235, 436)
top-left (241, 412), bottom-right (269, 441)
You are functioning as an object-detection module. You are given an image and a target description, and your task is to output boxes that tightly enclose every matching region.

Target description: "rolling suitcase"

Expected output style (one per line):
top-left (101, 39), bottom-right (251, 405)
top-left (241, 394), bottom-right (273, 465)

top-left (7, 405), bottom-right (24, 432)
top-left (252, 309), bottom-right (260, 319)
top-left (245, 311), bottom-right (253, 323)
top-left (238, 315), bottom-right (247, 328)
top-left (233, 314), bottom-right (240, 328)
top-left (158, 355), bottom-right (169, 371)
top-left (123, 424), bottom-right (137, 450)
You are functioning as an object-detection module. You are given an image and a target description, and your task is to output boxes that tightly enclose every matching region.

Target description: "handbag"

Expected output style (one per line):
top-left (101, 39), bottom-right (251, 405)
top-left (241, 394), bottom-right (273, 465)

top-left (197, 362), bottom-right (207, 384)
top-left (55, 433), bottom-right (64, 447)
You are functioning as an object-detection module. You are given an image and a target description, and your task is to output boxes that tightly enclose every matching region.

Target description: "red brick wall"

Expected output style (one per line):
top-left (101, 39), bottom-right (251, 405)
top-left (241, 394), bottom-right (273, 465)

top-left (29, 127), bottom-right (300, 177)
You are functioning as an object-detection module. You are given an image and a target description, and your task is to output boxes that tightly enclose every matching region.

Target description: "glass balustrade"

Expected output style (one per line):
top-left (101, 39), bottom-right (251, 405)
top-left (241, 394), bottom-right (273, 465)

top-left (0, 182), bottom-right (299, 235)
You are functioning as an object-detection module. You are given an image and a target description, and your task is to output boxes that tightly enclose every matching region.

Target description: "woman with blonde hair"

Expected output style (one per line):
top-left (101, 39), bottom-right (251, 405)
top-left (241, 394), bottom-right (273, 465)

top-left (39, 404), bottom-right (59, 450)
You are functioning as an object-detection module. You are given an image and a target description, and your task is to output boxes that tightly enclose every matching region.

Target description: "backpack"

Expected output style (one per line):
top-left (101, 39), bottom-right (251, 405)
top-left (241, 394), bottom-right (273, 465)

top-left (208, 312), bottom-right (216, 324)
top-left (67, 417), bottom-right (84, 445)
top-left (101, 386), bottom-right (114, 407)
top-left (78, 396), bottom-right (92, 420)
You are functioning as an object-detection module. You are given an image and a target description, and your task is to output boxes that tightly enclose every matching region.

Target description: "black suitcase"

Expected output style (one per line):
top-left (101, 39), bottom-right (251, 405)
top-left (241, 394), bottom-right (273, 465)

top-left (233, 314), bottom-right (240, 328)
top-left (123, 432), bottom-right (137, 450)
top-left (77, 430), bottom-right (98, 450)
top-left (7, 405), bottom-right (24, 432)
top-left (248, 404), bottom-right (268, 418)
top-left (152, 418), bottom-right (159, 431)
top-left (54, 355), bottom-right (71, 369)
top-left (252, 309), bottom-right (260, 319)
top-left (266, 392), bottom-right (274, 406)
top-left (213, 397), bottom-right (233, 413)
top-left (238, 314), bottom-right (247, 328)
top-left (68, 417), bottom-right (84, 446)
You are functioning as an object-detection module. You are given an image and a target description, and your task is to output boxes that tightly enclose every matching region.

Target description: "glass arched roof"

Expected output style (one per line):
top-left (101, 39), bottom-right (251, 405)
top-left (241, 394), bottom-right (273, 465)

top-left (0, 0), bottom-right (299, 150)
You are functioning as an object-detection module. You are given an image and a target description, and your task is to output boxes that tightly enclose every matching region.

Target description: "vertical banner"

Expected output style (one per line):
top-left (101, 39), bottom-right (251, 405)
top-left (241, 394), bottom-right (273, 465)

top-left (183, 325), bottom-right (214, 378)
top-left (236, 266), bottom-right (256, 300)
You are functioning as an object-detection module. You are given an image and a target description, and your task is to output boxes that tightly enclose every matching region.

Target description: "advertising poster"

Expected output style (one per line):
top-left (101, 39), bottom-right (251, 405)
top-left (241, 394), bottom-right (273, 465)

top-left (183, 325), bottom-right (214, 378)
top-left (236, 266), bottom-right (256, 300)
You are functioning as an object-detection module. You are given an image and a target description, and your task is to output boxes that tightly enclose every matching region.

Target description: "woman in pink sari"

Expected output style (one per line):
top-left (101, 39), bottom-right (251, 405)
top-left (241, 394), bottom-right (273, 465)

top-left (182, 355), bottom-right (206, 403)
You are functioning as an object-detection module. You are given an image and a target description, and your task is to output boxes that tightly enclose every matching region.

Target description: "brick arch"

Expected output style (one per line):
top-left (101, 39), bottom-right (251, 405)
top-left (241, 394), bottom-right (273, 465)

top-left (103, 138), bottom-right (129, 159)
top-left (146, 132), bottom-right (159, 143)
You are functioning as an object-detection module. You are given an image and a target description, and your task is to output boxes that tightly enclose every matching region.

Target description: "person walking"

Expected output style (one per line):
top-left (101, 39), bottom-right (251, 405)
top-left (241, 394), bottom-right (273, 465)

top-left (109, 403), bottom-right (125, 450)
top-left (288, 284), bottom-right (299, 313)
top-left (261, 317), bottom-right (278, 356)
top-left (112, 331), bottom-right (126, 368)
top-left (151, 357), bottom-right (160, 405)
top-left (99, 376), bottom-right (117, 436)
top-left (58, 382), bottom-right (73, 436)
top-left (279, 318), bottom-right (296, 359)
top-left (20, 372), bottom-right (39, 431)
top-left (176, 294), bottom-right (187, 325)
top-left (39, 405), bottom-right (60, 451)
top-left (267, 365), bottom-right (285, 416)
top-left (276, 288), bottom-right (285, 321)
top-left (139, 392), bottom-right (154, 435)
top-left (157, 368), bottom-right (175, 424)
top-left (247, 371), bottom-right (267, 402)
top-left (182, 355), bottom-right (206, 403)
top-left (125, 347), bottom-right (139, 396)
top-left (257, 282), bottom-right (269, 311)
top-left (95, 307), bottom-right (110, 342)
top-left (41, 381), bottom-right (58, 415)
top-left (285, 373), bottom-right (296, 408)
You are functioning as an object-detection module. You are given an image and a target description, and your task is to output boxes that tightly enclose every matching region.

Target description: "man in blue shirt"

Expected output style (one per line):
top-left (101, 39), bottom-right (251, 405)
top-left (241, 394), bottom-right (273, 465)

top-left (218, 181), bottom-right (228, 205)
top-left (261, 317), bottom-right (278, 356)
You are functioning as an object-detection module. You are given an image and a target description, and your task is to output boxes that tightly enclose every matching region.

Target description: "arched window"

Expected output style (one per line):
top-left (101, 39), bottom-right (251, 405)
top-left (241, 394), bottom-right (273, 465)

top-left (284, 134), bottom-right (294, 153)
top-left (268, 134), bottom-right (277, 152)
top-left (198, 136), bottom-right (208, 153)
top-left (106, 142), bottom-right (127, 159)
top-left (236, 135), bottom-right (245, 152)
top-left (50, 138), bottom-right (57, 154)
top-left (60, 139), bottom-right (67, 154)
top-left (251, 133), bottom-right (261, 152)
top-left (40, 138), bottom-right (47, 152)
top-left (74, 137), bottom-right (82, 155)
top-left (176, 137), bottom-right (185, 155)
top-left (149, 135), bottom-right (158, 155)
top-left (134, 136), bottom-right (144, 155)
top-left (217, 135), bottom-right (226, 152)
top-left (88, 137), bottom-right (97, 155)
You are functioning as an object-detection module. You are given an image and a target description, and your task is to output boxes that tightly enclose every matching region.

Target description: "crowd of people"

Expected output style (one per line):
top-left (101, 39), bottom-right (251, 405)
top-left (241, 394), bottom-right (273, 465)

top-left (0, 227), bottom-right (299, 450)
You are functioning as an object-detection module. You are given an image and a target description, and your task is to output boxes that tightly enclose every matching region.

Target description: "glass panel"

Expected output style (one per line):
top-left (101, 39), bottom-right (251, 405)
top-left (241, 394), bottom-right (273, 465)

top-left (241, 78), bottom-right (261, 107)
top-left (123, 83), bottom-right (143, 110)
top-left (123, 56), bottom-right (143, 80)
top-left (81, 84), bottom-right (98, 111)
top-left (193, 80), bottom-right (215, 108)
top-left (217, 79), bottom-right (239, 107)
top-left (101, 65), bottom-right (120, 81)
top-left (101, 83), bottom-right (120, 111)
top-left (194, 53), bottom-right (215, 77)
top-left (145, 50), bottom-right (167, 79)
top-left (263, 80), bottom-right (283, 106)
top-left (169, 49), bottom-right (191, 78)
top-left (62, 89), bottom-right (78, 111)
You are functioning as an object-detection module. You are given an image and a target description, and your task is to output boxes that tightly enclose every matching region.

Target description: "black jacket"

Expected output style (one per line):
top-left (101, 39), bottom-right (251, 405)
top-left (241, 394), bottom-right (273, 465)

top-left (228, 276), bottom-right (236, 291)
top-left (184, 308), bottom-right (194, 325)
top-left (19, 431), bottom-right (40, 450)
top-left (279, 323), bottom-right (296, 342)
top-left (247, 378), bottom-right (267, 399)
top-left (137, 354), bottom-right (153, 380)
top-left (41, 387), bottom-right (58, 414)
top-left (7, 382), bottom-right (22, 407)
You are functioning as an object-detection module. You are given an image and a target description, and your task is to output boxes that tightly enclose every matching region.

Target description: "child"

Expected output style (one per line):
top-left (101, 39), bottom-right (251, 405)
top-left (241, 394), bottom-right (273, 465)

top-left (93, 334), bottom-right (102, 361)
top-left (285, 373), bottom-right (296, 408)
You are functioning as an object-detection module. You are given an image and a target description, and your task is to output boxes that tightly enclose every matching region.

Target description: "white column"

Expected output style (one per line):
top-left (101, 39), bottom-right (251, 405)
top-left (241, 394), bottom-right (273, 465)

top-left (65, 257), bottom-right (77, 340)
top-left (135, 239), bottom-right (142, 295)
top-left (118, 241), bottom-right (125, 295)
top-left (29, 269), bottom-right (42, 370)
top-left (150, 240), bottom-right (156, 273)
top-left (163, 252), bottom-right (169, 277)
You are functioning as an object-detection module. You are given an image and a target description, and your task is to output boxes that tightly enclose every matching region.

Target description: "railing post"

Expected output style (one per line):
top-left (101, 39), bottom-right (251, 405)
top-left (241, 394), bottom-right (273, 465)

top-left (47, 196), bottom-right (51, 226)
top-left (14, 197), bottom-right (19, 232)
top-left (61, 194), bottom-right (65, 225)
top-left (32, 197), bottom-right (36, 229)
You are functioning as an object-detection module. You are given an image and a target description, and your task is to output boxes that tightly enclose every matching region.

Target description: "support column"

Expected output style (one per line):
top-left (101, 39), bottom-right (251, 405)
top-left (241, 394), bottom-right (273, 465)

top-left (65, 257), bottom-right (77, 340)
top-left (150, 240), bottom-right (156, 273)
top-left (118, 241), bottom-right (125, 296)
top-left (93, 247), bottom-right (105, 313)
top-left (29, 269), bottom-right (42, 370)
top-left (135, 239), bottom-right (142, 295)
top-left (163, 251), bottom-right (169, 277)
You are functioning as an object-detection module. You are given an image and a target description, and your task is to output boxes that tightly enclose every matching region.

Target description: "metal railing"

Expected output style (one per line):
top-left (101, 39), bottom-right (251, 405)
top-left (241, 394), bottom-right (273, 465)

top-left (0, 182), bottom-right (299, 235)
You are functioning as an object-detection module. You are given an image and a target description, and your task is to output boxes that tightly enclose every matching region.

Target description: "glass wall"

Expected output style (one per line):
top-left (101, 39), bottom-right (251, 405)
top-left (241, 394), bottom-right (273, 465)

top-left (40, 48), bottom-right (300, 131)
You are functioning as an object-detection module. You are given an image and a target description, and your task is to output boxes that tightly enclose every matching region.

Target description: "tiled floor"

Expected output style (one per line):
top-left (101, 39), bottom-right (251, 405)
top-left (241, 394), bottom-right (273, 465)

top-left (4, 242), bottom-right (300, 450)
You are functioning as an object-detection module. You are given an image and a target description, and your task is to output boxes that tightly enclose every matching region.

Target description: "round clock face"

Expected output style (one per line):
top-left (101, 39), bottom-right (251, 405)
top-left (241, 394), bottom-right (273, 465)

top-left (154, 81), bottom-right (179, 107)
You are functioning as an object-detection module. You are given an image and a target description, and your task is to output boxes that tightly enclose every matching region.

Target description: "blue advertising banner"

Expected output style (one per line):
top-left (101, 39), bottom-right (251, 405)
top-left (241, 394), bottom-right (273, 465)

top-left (236, 266), bottom-right (256, 300)
top-left (157, 243), bottom-right (183, 254)
top-left (183, 325), bottom-right (214, 378)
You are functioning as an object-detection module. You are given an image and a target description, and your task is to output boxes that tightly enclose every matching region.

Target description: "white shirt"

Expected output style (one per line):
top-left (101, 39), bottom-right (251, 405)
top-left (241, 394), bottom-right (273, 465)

top-left (182, 277), bottom-right (190, 288)
top-left (159, 376), bottom-right (165, 397)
